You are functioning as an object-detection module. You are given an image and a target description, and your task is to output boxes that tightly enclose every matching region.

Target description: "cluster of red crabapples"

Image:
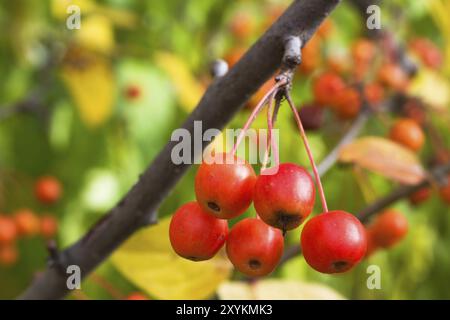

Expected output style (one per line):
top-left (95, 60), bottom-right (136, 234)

top-left (169, 152), bottom-right (368, 276)
top-left (0, 176), bottom-right (60, 266)
top-left (170, 75), bottom-right (368, 276)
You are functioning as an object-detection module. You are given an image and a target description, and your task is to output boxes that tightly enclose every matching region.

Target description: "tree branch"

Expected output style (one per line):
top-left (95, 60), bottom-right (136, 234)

top-left (19, 0), bottom-right (342, 300)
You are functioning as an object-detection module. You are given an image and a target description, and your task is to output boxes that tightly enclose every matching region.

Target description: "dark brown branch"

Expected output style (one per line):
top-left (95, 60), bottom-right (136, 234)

top-left (19, 0), bottom-right (342, 300)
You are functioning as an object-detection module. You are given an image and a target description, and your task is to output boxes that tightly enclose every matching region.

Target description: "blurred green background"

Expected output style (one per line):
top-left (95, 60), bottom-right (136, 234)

top-left (0, 0), bottom-right (449, 300)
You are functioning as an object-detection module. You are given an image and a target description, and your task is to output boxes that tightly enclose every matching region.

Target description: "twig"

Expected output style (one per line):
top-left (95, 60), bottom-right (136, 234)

top-left (317, 107), bottom-right (371, 176)
top-left (19, 0), bottom-right (342, 300)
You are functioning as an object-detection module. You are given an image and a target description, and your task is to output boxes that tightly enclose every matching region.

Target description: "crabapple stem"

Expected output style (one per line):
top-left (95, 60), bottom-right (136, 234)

top-left (286, 91), bottom-right (329, 213)
top-left (261, 92), bottom-right (276, 171)
top-left (231, 80), bottom-right (286, 155)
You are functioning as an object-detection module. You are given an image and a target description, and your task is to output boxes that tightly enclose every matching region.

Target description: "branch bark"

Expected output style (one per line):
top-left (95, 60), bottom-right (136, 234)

top-left (19, 0), bottom-right (342, 300)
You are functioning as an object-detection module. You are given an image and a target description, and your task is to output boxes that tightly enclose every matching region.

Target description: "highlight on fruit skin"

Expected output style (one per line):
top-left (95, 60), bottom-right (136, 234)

top-left (301, 210), bottom-right (367, 274)
top-left (194, 153), bottom-right (256, 220)
top-left (169, 201), bottom-right (228, 261)
top-left (226, 218), bottom-right (284, 277)
top-left (253, 163), bottom-right (315, 232)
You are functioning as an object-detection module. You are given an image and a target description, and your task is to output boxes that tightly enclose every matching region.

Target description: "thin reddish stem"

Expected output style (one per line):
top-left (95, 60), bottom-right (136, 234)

top-left (261, 91), bottom-right (277, 170)
top-left (286, 92), bottom-right (329, 213)
top-left (231, 80), bottom-right (286, 155)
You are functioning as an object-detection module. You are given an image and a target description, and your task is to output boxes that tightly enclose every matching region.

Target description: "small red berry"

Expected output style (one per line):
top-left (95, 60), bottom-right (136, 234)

top-left (298, 35), bottom-right (322, 74)
top-left (312, 72), bottom-right (345, 107)
top-left (334, 87), bottom-right (362, 119)
top-left (0, 244), bottom-right (18, 266)
top-left (301, 211), bottom-right (367, 274)
top-left (0, 216), bottom-right (17, 245)
top-left (195, 153), bottom-right (256, 219)
top-left (169, 202), bottom-right (228, 261)
top-left (378, 63), bottom-right (409, 91)
top-left (389, 118), bottom-right (425, 151)
top-left (439, 175), bottom-right (450, 205)
top-left (297, 104), bottom-right (324, 131)
top-left (370, 209), bottom-right (408, 248)
top-left (230, 12), bottom-right (254, 40)
top-left (409, 38), bottom-right (442, 69)
top-left (125, 85), bottom-right (141, 100)
top-left (402, 99), bottom-right (426, 125)
top-left (226, 218), bottom-right (283, 277)
top-left (409, 187), bottom-right (431, 206)
top-left (35, 176), bottom-right (62, 205)
top-left (253, 163), bottom-right (315, 231)
top-left (126, 292), bottom-right (148, 300)
top-left (352, 38), bottom-right (376, 64)
top-left (40, 215), bottom-right (58, 238)
top-left (14, 209), bottom-right (40, 236)
top-left (364, 83), bottom-right (384, 106)
top-left (365, 227), bottom-right (379, 258)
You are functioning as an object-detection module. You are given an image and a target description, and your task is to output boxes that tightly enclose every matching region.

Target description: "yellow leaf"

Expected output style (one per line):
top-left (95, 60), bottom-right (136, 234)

top-left (51, 0), bottom-right (96, 19)
top-left (75, 15), bottom-right (115, 54)
top-left (408, 69), bottom-right (450, 111)
top-left (97, 7), bottom-right (138, 29)
top-left (218, 280), bottom-right (345, 300)
top-left (155, 52), bottom-right (205, 112)
top-left (111, 216), bottom-right (232, 300)
top-left (61, 48), bottom-right (115, 127)
top-left (338, 137), bottom-right (426, 185)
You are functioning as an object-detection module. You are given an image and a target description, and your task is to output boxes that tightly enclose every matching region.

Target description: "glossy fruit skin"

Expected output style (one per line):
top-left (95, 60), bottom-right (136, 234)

top-left (226, 218), bottom-right (283, 277)
top-left (169, 202), bottom-right (228, 261)
top-left (40, 215), bottom-right (58, 238)
top-left (0, 216), bottom-right (17, 244)
top-left (439, 175), bottom-right (450, 205)
top-left (409, 187), bottom-right (431, 206)
top-left (253, 163), bottom-right (315, 231)
top-left (126, 293), bottom-right (148, 300)
top-left (0, 245), bottom-right (18, 266)
top-left (313, 72), bottom-right (345, 107)
top-left (389, 118), bottom-right (425, 151)
top-left (14, 209), bottom-right (39, 236)
top-left (301, 211), bottom-right (367, 274)
top-left (334, 87), bottom-right (361, 119)
top-left (297, 104), bottom-right (324, 131)
top-left (370, 210), bottom-right (408, 248)
top-left (195, 153), bottom-right (256, 219)
top-left (35, 176), bottom-right (62, 205)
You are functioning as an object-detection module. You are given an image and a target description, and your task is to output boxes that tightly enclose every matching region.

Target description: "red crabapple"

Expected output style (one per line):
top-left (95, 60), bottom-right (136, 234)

top-left (301, 211), bottom-right (367, 274)
top-left (169, 202), bottom-right (228, 261)
top-left (226, 218), bottom-right (284, 277)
